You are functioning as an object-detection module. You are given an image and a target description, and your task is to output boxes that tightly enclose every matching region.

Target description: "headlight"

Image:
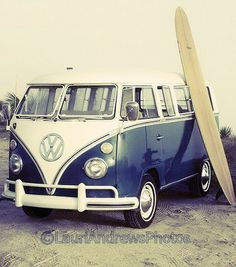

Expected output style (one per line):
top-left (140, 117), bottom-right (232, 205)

top-left (84, 158), bottom-right (108, 179)
top-left (10, 154), bottom-right (23, 174)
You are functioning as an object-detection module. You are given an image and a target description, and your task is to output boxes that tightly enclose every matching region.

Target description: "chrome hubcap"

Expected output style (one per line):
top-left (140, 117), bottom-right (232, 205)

top-left (201, 162), bottom-right (211, 191)
top-left (140, 182), bottom-right (156, 221)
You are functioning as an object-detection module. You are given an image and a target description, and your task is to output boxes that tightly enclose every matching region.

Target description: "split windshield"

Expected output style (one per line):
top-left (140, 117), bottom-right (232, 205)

top-left (60, 85), bottom-right (116, 118)
top-left (17, 85), bottom-right (117, 119)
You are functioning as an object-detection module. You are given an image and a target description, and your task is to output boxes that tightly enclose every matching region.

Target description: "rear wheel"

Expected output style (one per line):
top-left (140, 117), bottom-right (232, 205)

top-left (22, 206), bottom-right (52, 218)
top-left (124, 174), bottom-right (158, 228)
top-left (189, 160), bottom-right (212, 197)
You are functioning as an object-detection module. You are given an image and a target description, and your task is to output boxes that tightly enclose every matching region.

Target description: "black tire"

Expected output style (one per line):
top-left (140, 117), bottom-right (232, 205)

top-left (22, 206), bottom-right (52, 218)
top-left (124, 173), bottom-right (158, 228)
top-left (189, 160), bottom-right (212, 197)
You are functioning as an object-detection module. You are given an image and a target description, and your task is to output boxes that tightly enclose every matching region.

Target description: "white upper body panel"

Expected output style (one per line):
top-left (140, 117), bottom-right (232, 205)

top-left (29, 70), bottom-right (185, 86)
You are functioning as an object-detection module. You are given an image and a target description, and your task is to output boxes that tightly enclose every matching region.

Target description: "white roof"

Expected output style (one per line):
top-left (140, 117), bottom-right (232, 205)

top-left (29, 70), bottom-right (185, 85)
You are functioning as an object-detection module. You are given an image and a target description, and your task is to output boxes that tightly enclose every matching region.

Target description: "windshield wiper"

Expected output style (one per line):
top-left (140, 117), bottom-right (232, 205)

top-left (59, 115), bottom-right (87, 121)
top-left (16, 115), bottom-right (52, 120)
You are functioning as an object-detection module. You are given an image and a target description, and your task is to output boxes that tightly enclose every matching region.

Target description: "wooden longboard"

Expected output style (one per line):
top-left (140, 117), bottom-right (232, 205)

top-left (175, 7), bottom-right (236, 205)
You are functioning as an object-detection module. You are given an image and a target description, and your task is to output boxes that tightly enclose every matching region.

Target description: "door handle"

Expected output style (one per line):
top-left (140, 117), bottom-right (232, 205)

top-left (156, 134), bottom-right (164, 141)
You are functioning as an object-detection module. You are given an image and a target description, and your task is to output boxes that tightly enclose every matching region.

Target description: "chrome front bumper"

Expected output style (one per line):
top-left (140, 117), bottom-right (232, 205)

top-left (2, 179), bottom-right (139, 212)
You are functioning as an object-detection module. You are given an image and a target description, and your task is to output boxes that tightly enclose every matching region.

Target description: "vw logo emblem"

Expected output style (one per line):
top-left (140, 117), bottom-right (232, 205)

top-left (40, 134), bottom-right (64, 162)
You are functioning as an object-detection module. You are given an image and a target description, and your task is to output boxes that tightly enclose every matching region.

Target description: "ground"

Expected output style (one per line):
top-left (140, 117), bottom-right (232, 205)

top-left (0, 129), bottom-right (236, 267)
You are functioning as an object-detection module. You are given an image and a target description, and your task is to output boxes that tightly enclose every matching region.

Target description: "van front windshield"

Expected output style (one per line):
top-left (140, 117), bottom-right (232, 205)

top-left (17, 86), bottom-right (63, 116)
top-left (60, 85), bottom-right (116, 119)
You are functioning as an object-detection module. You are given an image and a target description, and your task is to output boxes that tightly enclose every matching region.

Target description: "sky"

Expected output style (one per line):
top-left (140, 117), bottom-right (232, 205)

top-left (0, 0), bottom-right (235, 131)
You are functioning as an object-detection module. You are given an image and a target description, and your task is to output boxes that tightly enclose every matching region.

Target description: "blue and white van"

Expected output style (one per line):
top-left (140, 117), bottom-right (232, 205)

top-left (2, 71), bottom-right (218, 228)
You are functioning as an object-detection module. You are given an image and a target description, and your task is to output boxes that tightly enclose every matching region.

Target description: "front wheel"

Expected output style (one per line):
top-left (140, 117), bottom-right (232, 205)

top-left (189, 160), bottom-right (212, 197)
top-left (22, 206), bottom-right (52, 218)
top-left (124, 174), bottom-right (158, 228)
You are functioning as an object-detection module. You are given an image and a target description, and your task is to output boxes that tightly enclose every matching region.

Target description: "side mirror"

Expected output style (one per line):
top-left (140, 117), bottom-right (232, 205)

top-left (125, 102), bottom-right (139, 121)
top-left (2, 102), bottom-right (11, 121)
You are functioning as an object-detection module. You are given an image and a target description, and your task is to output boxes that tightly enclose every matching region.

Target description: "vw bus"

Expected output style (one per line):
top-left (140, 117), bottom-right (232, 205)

top-left (2, 71), bottom-right (217, 228)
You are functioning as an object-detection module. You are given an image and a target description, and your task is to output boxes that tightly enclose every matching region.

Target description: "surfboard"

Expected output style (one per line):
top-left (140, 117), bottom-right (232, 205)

top-left (175, 7), bottom-right (236, 205)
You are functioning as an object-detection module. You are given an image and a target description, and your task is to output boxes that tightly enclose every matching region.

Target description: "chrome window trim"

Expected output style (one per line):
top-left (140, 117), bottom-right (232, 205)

top-left (58, 83), bottom-right (118, 120)
top-left (120, 84), bottom-right (159, 120)
top-left (16, 85), bottom-right (65, 119)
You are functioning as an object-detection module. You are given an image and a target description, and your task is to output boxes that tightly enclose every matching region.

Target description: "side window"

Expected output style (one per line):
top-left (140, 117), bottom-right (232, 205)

top-left (158, 86), bottom-right (175, 117)
top-left (174, 86), bottom-right (193, 114)
top-left (121, 86), bottom-right (158, 119)
top-left (121, 87), bottom-right (133, 118)
top-left (135, 87), bottom-right (158, 119)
